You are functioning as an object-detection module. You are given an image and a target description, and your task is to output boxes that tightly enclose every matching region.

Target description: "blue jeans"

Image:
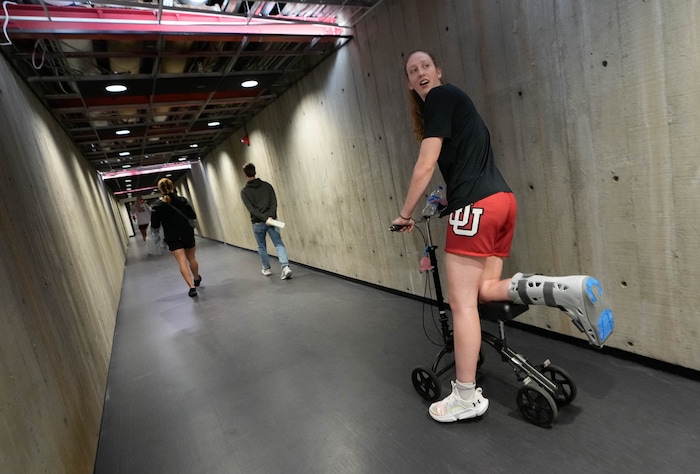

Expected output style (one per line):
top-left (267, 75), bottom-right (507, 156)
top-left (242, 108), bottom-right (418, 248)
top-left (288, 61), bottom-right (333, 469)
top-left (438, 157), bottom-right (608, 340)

top-left (253, 222), bottom-right (289, 270)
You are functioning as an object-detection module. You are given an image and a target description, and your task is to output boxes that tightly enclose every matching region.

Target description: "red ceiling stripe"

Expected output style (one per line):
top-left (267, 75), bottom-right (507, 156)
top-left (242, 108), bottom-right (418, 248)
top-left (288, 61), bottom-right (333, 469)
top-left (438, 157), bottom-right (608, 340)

top-left (3, 4), bottom-right (353, 38)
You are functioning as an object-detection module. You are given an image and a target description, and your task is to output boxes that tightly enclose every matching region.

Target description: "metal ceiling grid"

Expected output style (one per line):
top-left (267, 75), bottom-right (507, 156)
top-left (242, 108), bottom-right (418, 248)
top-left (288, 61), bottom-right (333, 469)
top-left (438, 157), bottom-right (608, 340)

top-left (0, 0), bottom-right (382, 195)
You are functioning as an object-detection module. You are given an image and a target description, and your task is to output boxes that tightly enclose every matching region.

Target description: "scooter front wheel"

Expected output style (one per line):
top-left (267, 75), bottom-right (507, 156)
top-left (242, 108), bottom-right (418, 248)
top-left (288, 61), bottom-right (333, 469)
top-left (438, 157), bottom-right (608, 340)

top-left (516, 383), bottom-right (558, 427)
top-left (411, 367), bottom-right (441, 402)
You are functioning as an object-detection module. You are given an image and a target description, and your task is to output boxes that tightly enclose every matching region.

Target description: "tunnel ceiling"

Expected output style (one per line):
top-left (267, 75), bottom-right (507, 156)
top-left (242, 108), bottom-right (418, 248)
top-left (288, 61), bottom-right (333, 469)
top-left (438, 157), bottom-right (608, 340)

top-left (0, 0), bottom-right (381, 196)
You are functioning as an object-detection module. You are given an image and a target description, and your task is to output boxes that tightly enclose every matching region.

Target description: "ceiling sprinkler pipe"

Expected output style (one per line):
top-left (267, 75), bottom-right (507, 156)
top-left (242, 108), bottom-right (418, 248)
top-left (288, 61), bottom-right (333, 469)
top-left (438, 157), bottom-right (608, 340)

top-left (177, 0), bottom-right (209, 6)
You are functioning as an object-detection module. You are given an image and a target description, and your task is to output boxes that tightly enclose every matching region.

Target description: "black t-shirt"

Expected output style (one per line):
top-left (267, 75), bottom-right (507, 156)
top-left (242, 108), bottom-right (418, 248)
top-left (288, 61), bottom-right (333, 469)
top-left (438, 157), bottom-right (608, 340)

top-left (423, 83), bottom-right (511, 215)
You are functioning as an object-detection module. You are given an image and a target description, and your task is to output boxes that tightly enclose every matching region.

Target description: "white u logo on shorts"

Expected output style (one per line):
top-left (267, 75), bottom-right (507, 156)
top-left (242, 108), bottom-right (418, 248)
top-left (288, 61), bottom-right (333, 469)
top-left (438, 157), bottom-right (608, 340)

top-left (449, 205), bottom-right (484, 236)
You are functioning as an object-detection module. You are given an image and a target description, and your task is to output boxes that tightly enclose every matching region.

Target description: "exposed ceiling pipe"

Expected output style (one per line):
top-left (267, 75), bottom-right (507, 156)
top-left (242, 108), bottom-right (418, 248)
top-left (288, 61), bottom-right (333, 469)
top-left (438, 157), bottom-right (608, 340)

top-left (177, 0), bottom-right (208, 6)
top-left (56, 37), bottom-right (111, 130)
top-left (59, 38), bottom-right (98, 74)
top-left (3, 5), bottom-right (354, 37)
top-left (108, 39), bottom-right (141, 127)
top-left (344, 0), bottom-right (383, 27)
top-left (152, 40), bottom-right (194, 123)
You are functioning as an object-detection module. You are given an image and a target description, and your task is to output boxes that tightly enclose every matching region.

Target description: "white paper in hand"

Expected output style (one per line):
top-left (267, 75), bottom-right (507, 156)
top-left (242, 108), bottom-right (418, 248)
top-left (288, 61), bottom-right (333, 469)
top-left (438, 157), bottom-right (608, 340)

top-left (266, 217), bottom-right (286, 228)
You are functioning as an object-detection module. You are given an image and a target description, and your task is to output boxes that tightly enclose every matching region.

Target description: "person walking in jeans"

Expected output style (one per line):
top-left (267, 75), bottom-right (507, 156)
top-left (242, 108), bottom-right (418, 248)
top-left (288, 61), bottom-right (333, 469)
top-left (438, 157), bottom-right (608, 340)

top-left (240, 163), bottom-right (292, 280)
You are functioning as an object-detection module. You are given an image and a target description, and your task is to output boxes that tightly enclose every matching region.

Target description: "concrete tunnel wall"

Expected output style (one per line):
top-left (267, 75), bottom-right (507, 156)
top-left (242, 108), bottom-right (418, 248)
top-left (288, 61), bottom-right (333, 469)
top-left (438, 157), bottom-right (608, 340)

top-left (1, 0), bottom-right (699, 471)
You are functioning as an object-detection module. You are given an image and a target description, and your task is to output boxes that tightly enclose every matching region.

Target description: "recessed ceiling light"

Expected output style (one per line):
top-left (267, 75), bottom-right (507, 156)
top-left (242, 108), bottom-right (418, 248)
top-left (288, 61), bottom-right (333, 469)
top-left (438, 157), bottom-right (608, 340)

top-left (178, 157), bottom-right (187, 161)
top-left (122, 164), bottom-right (131, 168)
top-left (119, 151), bottom-right (130, 156)
top-left (208, 121), bottom-right (221, 127)
top-left (241, 80), bottom-right (259, 88)
top-left (116, 129), bottom-right (131, 136)
top-left (105, 84), bottom-right (127, 93)
top-left (125, 179), bottom-right (132, 183)
top-left (190, 144), bottom-right (198, 148)
top-left (166, 174), bottom-right (172, 177)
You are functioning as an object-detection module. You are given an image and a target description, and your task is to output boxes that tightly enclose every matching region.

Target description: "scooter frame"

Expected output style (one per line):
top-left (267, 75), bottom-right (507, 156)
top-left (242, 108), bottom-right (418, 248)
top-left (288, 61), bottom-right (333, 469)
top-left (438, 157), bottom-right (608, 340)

top-left (408, 217), bottom-right (577, 427)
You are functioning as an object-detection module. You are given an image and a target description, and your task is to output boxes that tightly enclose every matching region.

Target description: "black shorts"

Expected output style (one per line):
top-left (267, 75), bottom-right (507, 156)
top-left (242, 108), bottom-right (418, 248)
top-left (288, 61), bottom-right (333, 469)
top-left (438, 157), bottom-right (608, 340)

top-left (167, 236), bottom-right (196, 252)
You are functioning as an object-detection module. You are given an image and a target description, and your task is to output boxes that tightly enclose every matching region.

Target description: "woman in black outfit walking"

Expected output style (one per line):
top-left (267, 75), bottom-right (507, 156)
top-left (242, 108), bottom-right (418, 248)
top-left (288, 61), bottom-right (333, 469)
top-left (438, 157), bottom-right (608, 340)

top-left (151, 178), bottom-right (202, 297)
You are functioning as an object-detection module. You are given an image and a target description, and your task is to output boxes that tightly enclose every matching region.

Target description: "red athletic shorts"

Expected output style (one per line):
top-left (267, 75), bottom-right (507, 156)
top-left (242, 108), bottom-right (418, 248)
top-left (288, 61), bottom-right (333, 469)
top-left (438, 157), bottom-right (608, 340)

top-left (445, 192), bottom-right (517, 258)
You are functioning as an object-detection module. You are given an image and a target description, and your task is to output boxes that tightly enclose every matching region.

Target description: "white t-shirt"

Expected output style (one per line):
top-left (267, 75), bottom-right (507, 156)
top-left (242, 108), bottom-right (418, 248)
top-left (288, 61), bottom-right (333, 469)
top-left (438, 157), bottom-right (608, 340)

top-left (133, 203), bottom-right (151, 226)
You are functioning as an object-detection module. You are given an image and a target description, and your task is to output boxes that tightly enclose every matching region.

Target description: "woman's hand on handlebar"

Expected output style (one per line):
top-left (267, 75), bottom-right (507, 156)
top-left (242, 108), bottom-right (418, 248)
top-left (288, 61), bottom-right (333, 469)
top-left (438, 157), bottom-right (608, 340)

top-left (389, 215), bottom-right (414, 232)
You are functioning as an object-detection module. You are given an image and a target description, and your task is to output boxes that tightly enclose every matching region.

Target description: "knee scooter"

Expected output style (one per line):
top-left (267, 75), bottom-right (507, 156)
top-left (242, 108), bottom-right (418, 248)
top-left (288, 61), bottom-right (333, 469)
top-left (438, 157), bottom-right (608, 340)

top-left (392, 217), bottom-right (577, 427)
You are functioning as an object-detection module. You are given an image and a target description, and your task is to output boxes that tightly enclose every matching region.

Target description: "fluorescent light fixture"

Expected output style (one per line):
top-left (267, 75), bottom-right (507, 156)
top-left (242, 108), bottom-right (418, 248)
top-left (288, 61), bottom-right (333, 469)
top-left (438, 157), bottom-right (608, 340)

top-left (116, 129), bottom-right (131, 136)
top-left (125, 179), bottom-right (132, 183)
top-left (208, 121), bottom-right (220, 127)
top-left (119, 151), bottom-right (130, 156)
top-left (166, 174), bottom-right (172, 177)
top-left (178, 157), bottom-right (187, 161)
top-left (241, 80), bottom-right (258, 88)
top-left (122, 164), bottom-right (131, 168)
top-left (190, 144), bottom-right (198, 148)
top-left (105, 84), bottom-right (127, 93)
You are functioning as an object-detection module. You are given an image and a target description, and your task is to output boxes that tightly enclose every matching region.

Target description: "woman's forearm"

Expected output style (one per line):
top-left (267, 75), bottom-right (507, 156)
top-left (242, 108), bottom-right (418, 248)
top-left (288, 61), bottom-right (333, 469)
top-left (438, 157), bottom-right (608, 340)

top-left (400, 137), bottom-right (443, 217)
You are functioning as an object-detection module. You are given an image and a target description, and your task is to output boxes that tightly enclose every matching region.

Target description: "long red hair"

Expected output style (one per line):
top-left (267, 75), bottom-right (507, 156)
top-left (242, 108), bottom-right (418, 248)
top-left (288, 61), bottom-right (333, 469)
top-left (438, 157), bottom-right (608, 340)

top-left (404, 50), bottom-right (442, 142)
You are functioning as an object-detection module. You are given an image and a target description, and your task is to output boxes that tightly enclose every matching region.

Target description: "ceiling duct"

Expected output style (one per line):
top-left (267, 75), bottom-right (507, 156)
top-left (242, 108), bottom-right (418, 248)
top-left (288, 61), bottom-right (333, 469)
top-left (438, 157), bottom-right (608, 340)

top-left (177, 0), bottom-right (208, 6)
top-left (152, 41), bottom-right (195, 123)
top-left (59, 38), bottom-right (99, 78)
top-left (107, 40), bottom-right (141, 125)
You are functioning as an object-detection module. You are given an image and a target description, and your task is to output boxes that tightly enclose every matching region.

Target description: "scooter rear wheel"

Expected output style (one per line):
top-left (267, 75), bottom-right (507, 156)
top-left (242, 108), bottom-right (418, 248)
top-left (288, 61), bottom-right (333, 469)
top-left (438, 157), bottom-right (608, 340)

top-left (537, 364), bottom-right (577, 406)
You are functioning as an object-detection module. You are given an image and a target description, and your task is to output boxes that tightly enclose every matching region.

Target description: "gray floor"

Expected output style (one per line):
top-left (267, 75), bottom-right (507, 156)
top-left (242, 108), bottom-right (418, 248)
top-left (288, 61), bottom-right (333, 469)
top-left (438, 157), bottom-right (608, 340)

top-left (94, 237), bottom-right (700, 474)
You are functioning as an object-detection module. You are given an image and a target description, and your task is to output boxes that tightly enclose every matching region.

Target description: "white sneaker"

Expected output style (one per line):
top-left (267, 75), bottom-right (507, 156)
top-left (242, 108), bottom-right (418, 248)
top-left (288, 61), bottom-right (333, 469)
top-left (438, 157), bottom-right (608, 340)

top-left (261, 267), bottom-right (272, 276)
top-left (429, 383), bottom-right (489, 422)
top-left (281, 266), bottom-right (293, 280)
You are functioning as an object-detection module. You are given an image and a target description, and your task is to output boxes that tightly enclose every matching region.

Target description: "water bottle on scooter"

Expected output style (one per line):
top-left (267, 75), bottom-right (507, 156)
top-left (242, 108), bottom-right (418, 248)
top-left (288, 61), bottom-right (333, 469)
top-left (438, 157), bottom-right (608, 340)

top-left (421, 185), bottom-right (444, 217)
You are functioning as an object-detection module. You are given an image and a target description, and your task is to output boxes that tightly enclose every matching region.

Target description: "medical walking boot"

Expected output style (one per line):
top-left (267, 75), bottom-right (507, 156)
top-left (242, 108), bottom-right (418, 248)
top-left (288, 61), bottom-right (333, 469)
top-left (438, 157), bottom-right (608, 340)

top-left (508, 273), bottom-right (614, 347)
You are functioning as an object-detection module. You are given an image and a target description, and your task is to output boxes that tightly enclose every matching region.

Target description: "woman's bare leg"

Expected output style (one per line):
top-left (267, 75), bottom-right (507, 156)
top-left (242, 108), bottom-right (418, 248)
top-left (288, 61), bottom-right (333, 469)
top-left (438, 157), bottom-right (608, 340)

top-left (477, 256), bottom-right (511, 302)
top-left (171, 249), bottom-right (194, 288)
top-left (444, 252), bottom-right (485, 383)
top-left (184, 247), bottom-right (200, 282)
